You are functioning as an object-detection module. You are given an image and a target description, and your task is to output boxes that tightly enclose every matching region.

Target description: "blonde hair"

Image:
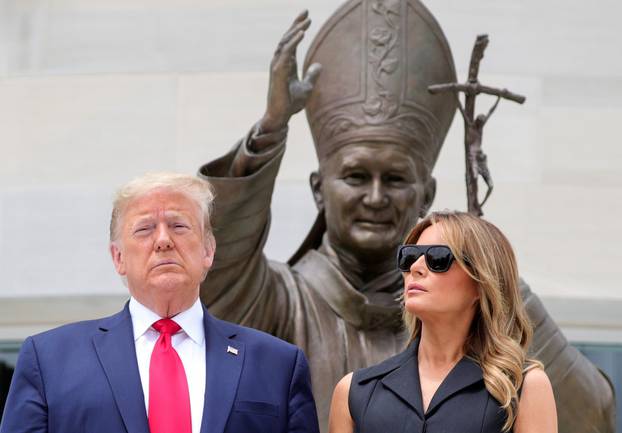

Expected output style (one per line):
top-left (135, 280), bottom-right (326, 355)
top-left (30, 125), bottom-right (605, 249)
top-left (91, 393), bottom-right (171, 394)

top-left (110, 172), bottom-right (215, 241)
top-left (403, 211), bottom-right (540, 431)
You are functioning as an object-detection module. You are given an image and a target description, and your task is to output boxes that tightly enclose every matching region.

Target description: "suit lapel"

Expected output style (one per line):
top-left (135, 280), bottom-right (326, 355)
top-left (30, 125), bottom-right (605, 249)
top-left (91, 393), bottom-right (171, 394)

top-left (200, 308), bottom-right (245, 433)
top-left (92, 304), bottom-right (149, 433)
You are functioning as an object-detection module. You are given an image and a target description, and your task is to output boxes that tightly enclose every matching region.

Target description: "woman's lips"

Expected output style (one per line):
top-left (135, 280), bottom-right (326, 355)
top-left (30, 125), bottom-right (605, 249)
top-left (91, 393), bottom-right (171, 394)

top-left (407, 283), bottom-right (427, 294)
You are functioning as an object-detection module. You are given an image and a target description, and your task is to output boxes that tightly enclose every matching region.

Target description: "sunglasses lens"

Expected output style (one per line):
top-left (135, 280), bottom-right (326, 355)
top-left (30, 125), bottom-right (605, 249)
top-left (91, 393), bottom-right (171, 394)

top-left (397, 246), bottom-right (422, 272)
top-left (426, 246), bottom-right (453, 272)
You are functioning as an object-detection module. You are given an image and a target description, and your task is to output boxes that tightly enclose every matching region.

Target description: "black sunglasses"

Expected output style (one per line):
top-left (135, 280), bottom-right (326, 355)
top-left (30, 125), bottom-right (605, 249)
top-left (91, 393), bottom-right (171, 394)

top-left (397, 244), bottom-right (455, 273)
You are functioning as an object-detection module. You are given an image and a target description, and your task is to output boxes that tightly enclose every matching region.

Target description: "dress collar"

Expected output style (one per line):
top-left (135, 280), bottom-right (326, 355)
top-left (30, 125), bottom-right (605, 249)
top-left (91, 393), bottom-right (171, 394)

top-left (357, 337), bottom-right (484, 418)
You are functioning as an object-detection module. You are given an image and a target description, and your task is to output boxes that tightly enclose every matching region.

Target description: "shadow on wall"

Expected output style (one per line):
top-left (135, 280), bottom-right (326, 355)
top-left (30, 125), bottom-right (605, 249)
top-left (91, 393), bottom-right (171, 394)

top-left (0, 361), bottom-right (14, 422)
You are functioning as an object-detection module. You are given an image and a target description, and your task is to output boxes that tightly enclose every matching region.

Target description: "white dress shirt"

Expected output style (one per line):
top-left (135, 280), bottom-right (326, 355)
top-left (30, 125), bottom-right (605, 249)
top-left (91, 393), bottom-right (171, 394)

top-left (129, 297), bottom-right (206, 433)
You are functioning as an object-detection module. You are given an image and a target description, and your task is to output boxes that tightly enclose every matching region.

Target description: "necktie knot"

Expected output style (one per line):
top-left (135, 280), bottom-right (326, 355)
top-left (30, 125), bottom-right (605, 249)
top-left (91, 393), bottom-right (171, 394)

top-left (152, 318), bottom-right (181, 335)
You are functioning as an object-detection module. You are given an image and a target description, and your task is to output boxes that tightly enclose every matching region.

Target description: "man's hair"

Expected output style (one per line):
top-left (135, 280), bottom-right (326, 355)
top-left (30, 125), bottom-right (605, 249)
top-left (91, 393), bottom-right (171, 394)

top-left (110, 172), bottom-right (215, 241)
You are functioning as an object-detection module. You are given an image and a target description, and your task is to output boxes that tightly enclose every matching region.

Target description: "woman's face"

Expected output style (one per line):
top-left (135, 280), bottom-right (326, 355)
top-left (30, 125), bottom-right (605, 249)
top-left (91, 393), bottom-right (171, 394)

top-left (403, 224), bottom-right (479, 322)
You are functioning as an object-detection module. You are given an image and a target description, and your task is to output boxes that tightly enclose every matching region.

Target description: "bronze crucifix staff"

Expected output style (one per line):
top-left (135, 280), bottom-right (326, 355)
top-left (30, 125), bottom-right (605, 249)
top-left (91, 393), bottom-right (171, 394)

top-left (428, 34), bottom-right (526, 216)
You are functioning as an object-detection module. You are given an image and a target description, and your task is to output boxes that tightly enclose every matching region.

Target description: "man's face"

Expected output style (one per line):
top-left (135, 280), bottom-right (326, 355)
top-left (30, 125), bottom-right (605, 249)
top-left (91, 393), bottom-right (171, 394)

top-left (313, 142), bottom-right (434, 262)
top-left (110, 188), bottom-right (214, 315)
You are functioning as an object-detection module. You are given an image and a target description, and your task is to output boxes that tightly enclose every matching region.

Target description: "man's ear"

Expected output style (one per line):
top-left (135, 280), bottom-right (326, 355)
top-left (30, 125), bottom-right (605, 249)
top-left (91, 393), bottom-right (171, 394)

top-left (110, 242), bottom-right (126, 276)
top-left (309, 171), bottom-right (324, 212)
top-left (203, 231), bottom-right (216, 271)
top-left (420, 176), bottom-right (437, 218)
top-left (200, 231), bottom-right (217, 282)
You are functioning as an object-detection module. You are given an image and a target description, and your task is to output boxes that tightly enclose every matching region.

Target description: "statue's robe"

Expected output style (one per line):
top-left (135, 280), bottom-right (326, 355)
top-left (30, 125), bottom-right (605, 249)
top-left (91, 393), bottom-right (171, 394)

top-left (199, 129), bottom-right (615, 433)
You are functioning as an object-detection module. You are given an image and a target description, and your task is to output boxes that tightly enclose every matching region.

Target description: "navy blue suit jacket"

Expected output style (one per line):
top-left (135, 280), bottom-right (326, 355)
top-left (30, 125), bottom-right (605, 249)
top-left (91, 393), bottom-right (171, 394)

top-left (0, 303), bottom-right (319, 433)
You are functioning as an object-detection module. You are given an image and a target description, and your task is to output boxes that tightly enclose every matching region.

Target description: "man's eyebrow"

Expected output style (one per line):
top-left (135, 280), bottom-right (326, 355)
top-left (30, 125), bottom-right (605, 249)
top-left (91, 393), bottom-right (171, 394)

top-left (131, 215), bottom-right (155, 226)
top-left (163, 211), bottom-right (194, 222)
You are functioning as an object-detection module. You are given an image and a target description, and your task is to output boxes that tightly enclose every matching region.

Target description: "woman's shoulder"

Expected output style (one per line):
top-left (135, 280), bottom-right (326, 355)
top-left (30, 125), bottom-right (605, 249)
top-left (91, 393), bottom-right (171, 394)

top-left (522, 367), bottom-right (553, 396)
top-left (353, 343), bottom-right (417, 384)
top-left (329, 373), bottom-right (355, 433)
top-left (335, 372), bottom-right (353, 395)
top-left (514, 367), bottom-right (557, 433)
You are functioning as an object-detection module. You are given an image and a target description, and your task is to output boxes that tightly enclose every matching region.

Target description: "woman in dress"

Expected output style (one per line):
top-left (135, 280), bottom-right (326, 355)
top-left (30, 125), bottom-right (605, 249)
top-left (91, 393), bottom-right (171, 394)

top-left (329, 211), bottom-right (557, 433)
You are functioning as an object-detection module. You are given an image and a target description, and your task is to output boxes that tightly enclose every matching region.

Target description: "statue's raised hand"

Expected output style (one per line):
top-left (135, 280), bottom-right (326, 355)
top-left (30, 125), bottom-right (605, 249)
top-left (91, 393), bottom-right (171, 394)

top-left (259, 10), bottom-right (322, 134)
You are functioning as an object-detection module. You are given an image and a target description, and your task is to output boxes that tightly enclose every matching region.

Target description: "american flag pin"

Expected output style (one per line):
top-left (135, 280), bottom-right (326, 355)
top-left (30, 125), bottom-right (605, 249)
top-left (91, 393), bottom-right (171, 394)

top-left (227, 345), bottom-right (239, 356)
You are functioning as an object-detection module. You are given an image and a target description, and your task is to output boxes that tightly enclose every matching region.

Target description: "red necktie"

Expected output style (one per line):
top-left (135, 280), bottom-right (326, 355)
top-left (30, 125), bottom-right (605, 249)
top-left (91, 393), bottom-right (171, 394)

top-left (148, 319), bottom-right (192, 433)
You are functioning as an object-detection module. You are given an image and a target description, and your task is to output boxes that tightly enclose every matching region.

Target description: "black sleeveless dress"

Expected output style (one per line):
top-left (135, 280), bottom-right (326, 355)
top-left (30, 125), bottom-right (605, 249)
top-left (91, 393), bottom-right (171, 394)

top-left (349, 338), bottom-right (508, 433)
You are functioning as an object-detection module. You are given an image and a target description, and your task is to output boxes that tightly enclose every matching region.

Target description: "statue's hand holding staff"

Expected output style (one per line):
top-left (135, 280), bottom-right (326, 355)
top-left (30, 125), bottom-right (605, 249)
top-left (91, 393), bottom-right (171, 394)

top-left (258, 10), bottom-right (322, 142)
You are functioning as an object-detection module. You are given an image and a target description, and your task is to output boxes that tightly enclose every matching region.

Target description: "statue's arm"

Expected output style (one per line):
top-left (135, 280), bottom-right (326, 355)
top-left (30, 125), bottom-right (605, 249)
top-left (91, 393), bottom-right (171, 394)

top-left (196, 11), bottom-right (321, 339)
top-left (198, 133), bottom-right (288, 335)
top-left (480, 95), bottom-right (501, 126)
top-left (520, 279), bottom-right (616, 433)
top-left (231, 10), bottom-right (321, 177)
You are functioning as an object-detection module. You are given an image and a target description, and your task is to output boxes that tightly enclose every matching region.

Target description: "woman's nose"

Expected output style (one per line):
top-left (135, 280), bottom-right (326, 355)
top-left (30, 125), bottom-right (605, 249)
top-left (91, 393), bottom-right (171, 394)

top-left (409, 254), bottom-right (427, 275)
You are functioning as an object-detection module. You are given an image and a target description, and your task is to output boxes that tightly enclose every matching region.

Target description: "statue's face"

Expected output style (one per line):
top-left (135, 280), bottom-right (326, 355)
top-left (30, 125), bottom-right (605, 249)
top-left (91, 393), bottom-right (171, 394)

top-left (312, 142), bottom-right (435, 262)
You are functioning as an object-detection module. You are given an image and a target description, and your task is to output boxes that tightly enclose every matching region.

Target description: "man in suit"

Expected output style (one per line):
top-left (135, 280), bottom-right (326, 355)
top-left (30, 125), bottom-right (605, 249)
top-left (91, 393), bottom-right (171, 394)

top-left (0, 172), bottom-right (319, 433)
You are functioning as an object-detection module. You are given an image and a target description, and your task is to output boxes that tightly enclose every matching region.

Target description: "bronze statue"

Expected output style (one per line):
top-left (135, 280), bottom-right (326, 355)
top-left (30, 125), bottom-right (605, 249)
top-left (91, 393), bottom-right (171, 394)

top-left (429, 34), bottom-right (526, 216)
top-left (198, 2), bottom-right (615, 432)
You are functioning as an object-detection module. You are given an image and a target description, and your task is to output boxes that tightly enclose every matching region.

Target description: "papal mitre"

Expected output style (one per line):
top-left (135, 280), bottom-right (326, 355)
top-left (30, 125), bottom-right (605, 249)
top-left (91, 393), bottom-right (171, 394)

top-left (303, 0), bottom-right (457, 167)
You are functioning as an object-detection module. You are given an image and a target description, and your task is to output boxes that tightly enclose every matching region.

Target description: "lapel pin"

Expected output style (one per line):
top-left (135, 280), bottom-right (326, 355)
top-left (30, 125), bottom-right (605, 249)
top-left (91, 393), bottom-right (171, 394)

top-left (227, 345), bottom-right (239, 356)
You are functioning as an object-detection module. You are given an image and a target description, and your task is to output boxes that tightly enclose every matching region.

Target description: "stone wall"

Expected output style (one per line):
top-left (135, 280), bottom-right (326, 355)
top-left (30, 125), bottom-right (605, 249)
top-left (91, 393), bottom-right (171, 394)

top-left (0, 0), bottom-right (621, 341)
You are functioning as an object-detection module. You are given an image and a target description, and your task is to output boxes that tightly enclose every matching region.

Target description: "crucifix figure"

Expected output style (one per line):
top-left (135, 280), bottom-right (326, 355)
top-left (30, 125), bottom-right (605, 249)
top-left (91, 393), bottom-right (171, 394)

top-left (429, 34), bottom-right (526, 216)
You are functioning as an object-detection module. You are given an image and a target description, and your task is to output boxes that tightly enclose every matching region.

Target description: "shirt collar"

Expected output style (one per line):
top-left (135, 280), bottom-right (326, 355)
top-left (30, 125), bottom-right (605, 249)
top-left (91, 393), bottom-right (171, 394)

top-left (129, 296), bottom-right (205, 345)
top-left (172, 297), bottom-right (205, 345)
